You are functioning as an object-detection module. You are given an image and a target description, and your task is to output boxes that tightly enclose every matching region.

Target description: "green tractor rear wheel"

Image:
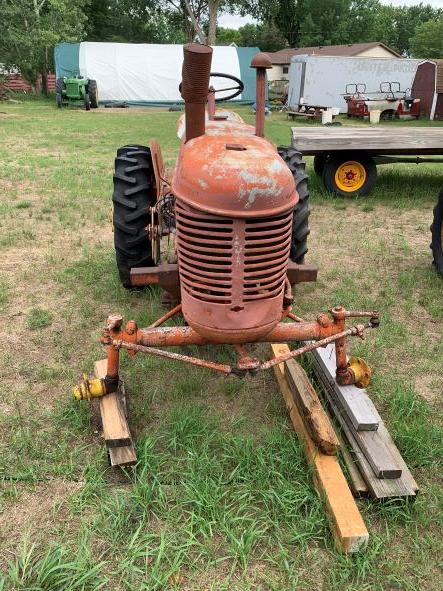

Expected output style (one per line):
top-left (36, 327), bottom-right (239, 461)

top-left (88, 79), bottom-right (99, 108)
top-left (55, 77), bottom-right (64, 108)
top-left (84, 92), bottom-right (91, 111)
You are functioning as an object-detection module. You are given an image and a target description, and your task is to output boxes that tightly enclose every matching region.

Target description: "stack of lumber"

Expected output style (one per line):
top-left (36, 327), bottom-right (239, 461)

top-left (94, 360), bottom-right (137, 467)
top-left (310, 345), bottom-right (418, 499)
top-left (271, 344), bottom-right (369, 553)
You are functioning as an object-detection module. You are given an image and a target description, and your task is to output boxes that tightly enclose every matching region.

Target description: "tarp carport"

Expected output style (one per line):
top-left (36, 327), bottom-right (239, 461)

top-left (54, 42), bottom-right (259, 105)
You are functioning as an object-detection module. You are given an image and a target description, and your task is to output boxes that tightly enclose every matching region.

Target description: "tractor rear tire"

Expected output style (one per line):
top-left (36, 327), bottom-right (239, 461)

top-left (84, 92), bottom-right (91, 111)
top-left (431, 187), bottom-right (443, 276)
top-left (88, 79), bottom-right (99, 108)
top-left (113, 145), bottom-right (157, 288)
top-left (56, 93), bottom-right (62, 108)
top-left (278, 147), bottom-right (310, 263)
top-left (322, 152), bottom-right (377, 197)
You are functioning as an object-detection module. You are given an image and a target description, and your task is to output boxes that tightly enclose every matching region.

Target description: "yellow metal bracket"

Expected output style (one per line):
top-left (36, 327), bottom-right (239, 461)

top-left (348, 357), bottom-right (371, 389)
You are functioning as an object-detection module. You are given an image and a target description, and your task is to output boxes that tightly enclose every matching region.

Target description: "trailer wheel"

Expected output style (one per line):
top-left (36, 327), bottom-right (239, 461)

top-left (431, 187), bottom-right (443, 276)
top-left (278, 147), bottom-right (310, 263)
top-left (313, 153), bottom-right (328, 177)
top-left (380, 109), bottom-right (396, 120)
top-left (322, 152), bottom-right (377, 197)
top-left (113, 145), bottom-right (157, 287)
top-left (88, 79), bottom-right (99, 108)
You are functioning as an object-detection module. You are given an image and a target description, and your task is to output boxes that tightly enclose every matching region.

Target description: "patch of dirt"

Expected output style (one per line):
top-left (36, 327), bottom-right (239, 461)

top-left (415, 374), bottom-right (441, 404)
top-left (0, 478), bottom-right (83, 551)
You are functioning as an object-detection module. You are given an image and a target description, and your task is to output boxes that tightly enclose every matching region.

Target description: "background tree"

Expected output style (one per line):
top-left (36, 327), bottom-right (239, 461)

top-left (410, 17), bottom-right (443, 58)
top-left (216, 27), bottom-right (242, 44)
top-left (234, 0), bottom-right (442, 54)
top-left (85, 1), bottom-right (184, 44)
top-left (0, 0), bottom-right (87, 94)
top-left (237, 23), bottom-right (287, 51)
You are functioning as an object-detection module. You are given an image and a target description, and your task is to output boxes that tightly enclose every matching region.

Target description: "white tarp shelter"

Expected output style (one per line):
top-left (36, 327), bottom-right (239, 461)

top-left (54, 42), bottom-right (259, 104)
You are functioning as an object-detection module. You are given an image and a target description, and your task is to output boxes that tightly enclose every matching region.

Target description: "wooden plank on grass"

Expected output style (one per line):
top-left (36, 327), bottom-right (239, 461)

top-left (325, 408), bottom-right (368, 497)
top-left (313, 345), bottom-right (381, 431)
top-left (311, 349), bottom-right (401, 478)
top-left (108, 444), bottom-right (137, 467)
top-left (94, 360), bottom-right (133, 449)
top-left (311, 354), bottom-right (417, 498)
top-left (284, 359), bottom-right (340, 455)
top-left (271, 344), bottom-right (369, 553)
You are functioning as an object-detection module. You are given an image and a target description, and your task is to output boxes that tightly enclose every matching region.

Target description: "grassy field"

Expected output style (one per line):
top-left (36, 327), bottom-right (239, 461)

top-left (0, 98), bottom-right (442, 590)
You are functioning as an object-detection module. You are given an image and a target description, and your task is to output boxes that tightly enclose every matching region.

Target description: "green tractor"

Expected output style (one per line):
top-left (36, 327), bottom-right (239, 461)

top-left (56, 76), bottom-right (99, 110)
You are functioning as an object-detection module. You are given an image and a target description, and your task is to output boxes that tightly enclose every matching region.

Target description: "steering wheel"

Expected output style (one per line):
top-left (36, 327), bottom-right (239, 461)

top-left (209, 72), bottom-right (244, 102)
top-left (179, 72), bottom-right (244, 102)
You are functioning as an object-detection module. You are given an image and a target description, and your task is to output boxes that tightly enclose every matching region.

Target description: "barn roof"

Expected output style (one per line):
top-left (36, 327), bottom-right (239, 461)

top-left (265, 42), bottom-right (401, 64)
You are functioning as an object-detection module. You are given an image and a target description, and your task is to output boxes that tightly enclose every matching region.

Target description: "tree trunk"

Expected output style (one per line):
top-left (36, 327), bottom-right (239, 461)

top-left (41, 71), bottom-right (48, 96)
top-left (184, 0), bottom-right (206, 43)
top-left (207, 0), bottom-right (218, 46)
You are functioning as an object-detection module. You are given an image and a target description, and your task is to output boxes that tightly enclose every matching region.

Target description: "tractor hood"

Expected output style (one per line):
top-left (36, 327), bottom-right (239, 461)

top-left (171, 131), bottom-right (297, 218)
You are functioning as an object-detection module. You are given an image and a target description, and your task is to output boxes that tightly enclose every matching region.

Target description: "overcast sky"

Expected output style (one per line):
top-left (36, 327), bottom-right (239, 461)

top-left (218, 0), bottom-right (443, 29)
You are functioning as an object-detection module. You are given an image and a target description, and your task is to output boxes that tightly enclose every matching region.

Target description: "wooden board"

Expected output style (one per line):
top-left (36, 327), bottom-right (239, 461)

top-left (271, 344), bottom-right (369, 553)
top-left (311, 354), bottom-right (418, 498)
top-left (323, 407), bottom-right (369, 497)
top-left (108, 445), bottom-right (137, 467)
top-left (94, 360), bottom-right (132, 448)
top-left (313, 345), bottom-right (380, 431)
top-left (284, 359), bottom-right (340, 455)
top-left (94, 360), bottom-right (136, 467)
top-left (291, 126), bottom-right (443, 155)
top-left (311, 349), bottom-right (400, 479)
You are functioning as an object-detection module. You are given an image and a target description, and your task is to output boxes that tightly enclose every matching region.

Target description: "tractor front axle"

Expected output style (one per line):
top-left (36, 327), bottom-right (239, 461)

top-left (73, 307), bottom-right (379, 400)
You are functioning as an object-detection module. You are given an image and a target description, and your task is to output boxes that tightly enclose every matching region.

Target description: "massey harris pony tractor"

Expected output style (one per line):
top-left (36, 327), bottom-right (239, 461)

top-left (74, 45), bottom-right (379, 437)
top-left (55, 75), bottom-right (99, 111)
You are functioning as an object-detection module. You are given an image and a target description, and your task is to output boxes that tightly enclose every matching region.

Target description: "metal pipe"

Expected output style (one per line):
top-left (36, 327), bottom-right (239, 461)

top-left (137, 320), bottom-right (344, 347)
top-left (260, 324), bottom-right (369, 371)
top-left (112, 339), bottom-right (231, 375)
top-left (180, 43), bottom-right (213, 142)
top-left (149, 304), bottom-right (182, 328)
top-left (250, 53), bottom-right (272, 138)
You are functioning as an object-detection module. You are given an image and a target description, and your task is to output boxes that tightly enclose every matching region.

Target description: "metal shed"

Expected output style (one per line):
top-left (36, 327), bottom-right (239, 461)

top-left (411, 60), bottom-right (443, 120)
top-left (288, 55), bottom-right (420, 113)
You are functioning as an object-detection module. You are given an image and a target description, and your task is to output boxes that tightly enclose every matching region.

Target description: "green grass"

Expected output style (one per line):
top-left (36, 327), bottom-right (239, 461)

top-left (0, 96), bottom-right (442, 590)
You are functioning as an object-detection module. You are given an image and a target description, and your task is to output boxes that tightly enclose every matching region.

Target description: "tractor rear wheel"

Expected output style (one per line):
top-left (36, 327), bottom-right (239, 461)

top-left (431, 187), bottom-right (443, 276)
top-left (113, 145), bottom-right (157, 287)
top-left (88, 79), bottom-right (99, 108)
top-left (84, 92), bottom-right (91, 111)
top-left (278, 147), bottom-right (310, 263)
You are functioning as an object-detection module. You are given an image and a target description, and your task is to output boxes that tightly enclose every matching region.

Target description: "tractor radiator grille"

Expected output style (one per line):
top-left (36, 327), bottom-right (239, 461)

top-left (176, 200), bottom-right (292, 305)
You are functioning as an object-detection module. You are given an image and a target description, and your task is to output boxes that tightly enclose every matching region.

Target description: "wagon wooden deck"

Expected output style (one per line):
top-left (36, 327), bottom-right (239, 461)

top-left (291, 126), bottom-right (443, 155)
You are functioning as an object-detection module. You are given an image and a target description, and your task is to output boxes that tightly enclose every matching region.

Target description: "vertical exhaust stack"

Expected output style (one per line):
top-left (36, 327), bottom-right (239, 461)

top-left (250, 53), bottom-right (272, 137)
top-left (180, 43), bottom-right (213, 142)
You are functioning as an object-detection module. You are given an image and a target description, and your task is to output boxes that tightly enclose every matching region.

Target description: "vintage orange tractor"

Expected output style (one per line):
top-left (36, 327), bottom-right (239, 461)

top-left (74, 44), bottom-right (378, 423)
